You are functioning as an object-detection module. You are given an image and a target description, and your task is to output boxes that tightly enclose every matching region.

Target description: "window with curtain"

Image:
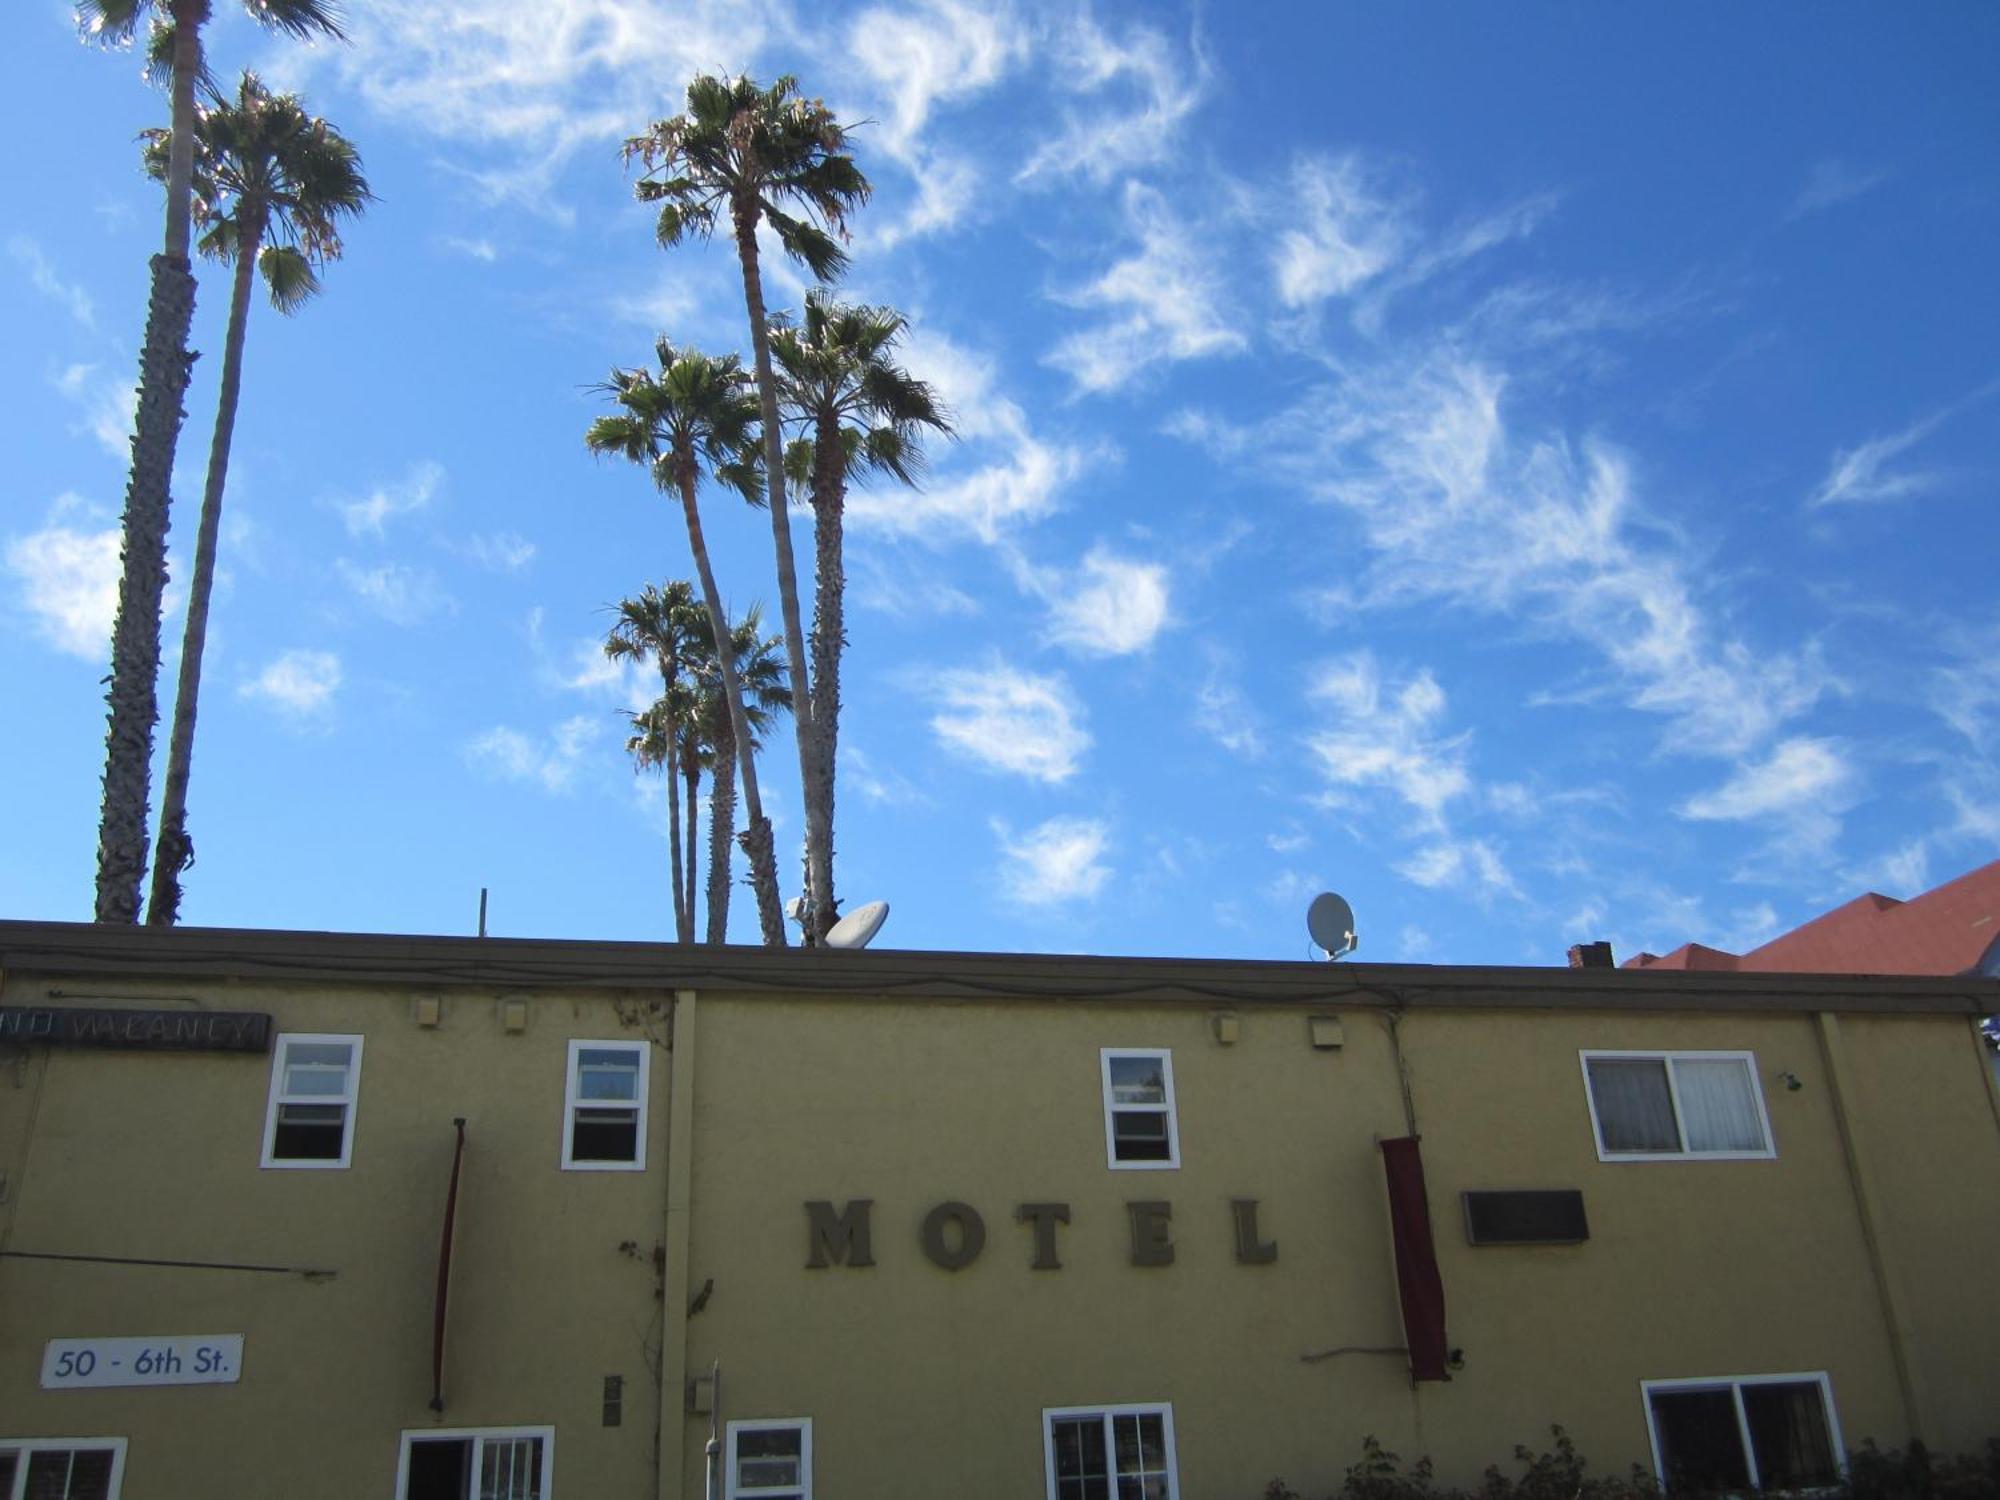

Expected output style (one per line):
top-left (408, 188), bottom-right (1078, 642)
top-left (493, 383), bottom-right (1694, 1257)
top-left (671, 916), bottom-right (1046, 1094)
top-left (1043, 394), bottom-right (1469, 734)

top-left (1043, 1405), bottom-right (1178, 1500)
top-left (1582, 1051), bottom-right (1773, 1160)
top-left (397, 1428), bottom-right (551, 1500)
top-left (1645, 1375), bottom-right (1840, 1491)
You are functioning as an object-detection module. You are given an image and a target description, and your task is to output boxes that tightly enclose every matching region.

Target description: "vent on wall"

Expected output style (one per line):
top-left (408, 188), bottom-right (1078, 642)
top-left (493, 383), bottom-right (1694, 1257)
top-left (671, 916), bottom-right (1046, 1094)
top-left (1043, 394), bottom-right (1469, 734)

top-left (1463, 1190), bottom-right (1589, 1246)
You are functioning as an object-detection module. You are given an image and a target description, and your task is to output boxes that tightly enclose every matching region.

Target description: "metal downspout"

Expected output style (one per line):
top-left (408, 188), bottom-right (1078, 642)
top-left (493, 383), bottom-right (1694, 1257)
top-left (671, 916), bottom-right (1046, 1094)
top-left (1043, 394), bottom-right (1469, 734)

top-left (659, 989), bottom-right (700, 1500)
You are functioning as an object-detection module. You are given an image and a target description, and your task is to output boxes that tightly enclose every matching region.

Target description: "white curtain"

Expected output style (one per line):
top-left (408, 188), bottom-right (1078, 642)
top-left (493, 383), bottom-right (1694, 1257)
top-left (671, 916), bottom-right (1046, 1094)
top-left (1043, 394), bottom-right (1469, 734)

top-left (1673, 1058), bottom-right (1765, 1152)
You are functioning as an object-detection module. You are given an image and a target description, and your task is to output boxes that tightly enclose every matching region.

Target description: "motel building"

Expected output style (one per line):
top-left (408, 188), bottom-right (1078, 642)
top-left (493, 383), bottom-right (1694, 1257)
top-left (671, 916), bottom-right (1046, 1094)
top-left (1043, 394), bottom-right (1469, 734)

top-left (1, 919), bottom-right (1997, 1499)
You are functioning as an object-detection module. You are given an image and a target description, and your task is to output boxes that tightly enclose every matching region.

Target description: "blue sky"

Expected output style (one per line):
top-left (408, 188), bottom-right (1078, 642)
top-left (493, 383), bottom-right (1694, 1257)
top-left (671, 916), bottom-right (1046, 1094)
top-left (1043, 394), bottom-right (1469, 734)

top-left (4, 0), bottom-right (1997, 962)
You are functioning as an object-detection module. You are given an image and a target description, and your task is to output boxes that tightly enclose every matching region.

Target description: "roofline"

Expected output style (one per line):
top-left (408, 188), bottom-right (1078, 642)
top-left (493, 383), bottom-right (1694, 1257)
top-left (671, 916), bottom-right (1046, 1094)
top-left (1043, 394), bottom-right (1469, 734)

top-left (1, 920), bottom-right (1992, 1016)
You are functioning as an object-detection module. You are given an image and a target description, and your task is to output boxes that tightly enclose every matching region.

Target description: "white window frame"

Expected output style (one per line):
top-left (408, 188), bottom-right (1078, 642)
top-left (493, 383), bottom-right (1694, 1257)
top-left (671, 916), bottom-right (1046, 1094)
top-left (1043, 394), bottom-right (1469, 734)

top-left (1041, 1402), bottom-right (1180, 1500)
top-left (724, 1418), bottom-right (812, 1500)
top-left (0, 1437), bottom-right (128, 1500)
top-left (560, 1039), bottom-right (650, 1172)
top-left (393, 1424), bottom-right (555, 1500)
top-left (1579, 1049), bottom-right (1775, 1162)
top-left (260, 1032), bottom-right (364, 1170)
top-left (1100, 1048), bottom-right (1180, 1171)
top-left (1641, 1372), bottom-right (1844, 1492)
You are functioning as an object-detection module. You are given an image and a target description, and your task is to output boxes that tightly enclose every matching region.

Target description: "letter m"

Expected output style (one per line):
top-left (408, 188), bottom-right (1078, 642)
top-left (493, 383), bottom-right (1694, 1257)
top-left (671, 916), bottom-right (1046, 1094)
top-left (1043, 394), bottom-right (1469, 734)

top-left (805, 1199), bottom-right (875, 1269)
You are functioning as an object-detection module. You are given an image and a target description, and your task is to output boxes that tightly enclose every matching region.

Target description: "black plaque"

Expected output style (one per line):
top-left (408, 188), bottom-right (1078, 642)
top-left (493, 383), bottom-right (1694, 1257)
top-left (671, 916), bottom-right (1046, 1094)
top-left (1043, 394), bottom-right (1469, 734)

top-left (0, 1006), bottom-right (273, 1054)
top-left (1462, 1189), bottom-right (1589, 1245)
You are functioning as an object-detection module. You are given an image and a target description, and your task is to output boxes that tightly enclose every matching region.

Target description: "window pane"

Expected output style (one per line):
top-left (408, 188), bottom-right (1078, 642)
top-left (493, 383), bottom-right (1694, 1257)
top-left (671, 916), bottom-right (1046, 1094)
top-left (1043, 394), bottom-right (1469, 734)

top-left (571, 1107), bottom-right (639, 1162)
top-left (274, 1103), bottom-right (348, 1160)
top-left (24, 1449), bottom-right (114, 1500)
top-left (478, 1437), bottom-right (543, 1500)
top-left (406, 1437), bottom-right (471, 1500)
top-left (1588, 1058), bottom-right (1679, 1152)
top-left (1674, 1058), bottom-right (1766, 1153)
top-left (1113, 1111), bottom-right (1172, 1161)
top-left (1744, 1381), bottom-right (1838, 1488)
top-left (1108, 1056), bottom-right (1166, 1104)
top-left (1052, 1418), bottom-right (1110, 1500)
top-left (284, 1043), bottom-right (353, 1095)
top-left (578, 1049), bottom-right (640, 1100)
top-left (1650, 1388), bottom-right (1751, 1491)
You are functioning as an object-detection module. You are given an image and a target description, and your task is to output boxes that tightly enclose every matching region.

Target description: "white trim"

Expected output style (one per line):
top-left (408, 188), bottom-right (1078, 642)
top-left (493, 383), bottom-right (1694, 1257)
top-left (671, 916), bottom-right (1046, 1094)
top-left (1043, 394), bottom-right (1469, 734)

top-left (1640, 1371), bottom-right (1844, 1491)
top-left (561, 1039), bottom-right (650, 1172)
top-left (724, 1417), bottom-right (812, 1500)
top-left (0, 1437), bottom-right (129, 1500)
top-left (1041, 1402), bottom-right (1180, 1500)
top-left (1099, 1048), bottom-right (1180, 1171)
top-left (1579, 1049), bottom-right (1776, 1162)
top-left (393, 1424), bottom-right (555, 1500)
top-left (259, 1032), bottom-right (364, 1170)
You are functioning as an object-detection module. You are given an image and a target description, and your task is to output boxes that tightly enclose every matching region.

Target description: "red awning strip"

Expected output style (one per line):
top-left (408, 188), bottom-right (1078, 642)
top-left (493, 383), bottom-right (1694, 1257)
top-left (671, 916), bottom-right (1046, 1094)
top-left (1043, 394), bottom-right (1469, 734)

top-left (430, 1117), bottom-right (467, 1412)
top-left (1379, 1135), bottom-right (1450, 1382)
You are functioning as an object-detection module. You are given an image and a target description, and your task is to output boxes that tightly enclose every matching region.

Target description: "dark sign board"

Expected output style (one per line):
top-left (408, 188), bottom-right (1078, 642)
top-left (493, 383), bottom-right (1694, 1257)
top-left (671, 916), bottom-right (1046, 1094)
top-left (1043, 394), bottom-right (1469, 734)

top-left (0, 1006), bottom-right (272, 1054)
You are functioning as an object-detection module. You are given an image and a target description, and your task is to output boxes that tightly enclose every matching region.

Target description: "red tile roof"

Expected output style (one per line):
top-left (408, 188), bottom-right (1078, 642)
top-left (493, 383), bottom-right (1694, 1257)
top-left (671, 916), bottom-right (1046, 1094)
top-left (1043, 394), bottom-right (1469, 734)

top-left (1624, 858), bottom-right (2000, 976)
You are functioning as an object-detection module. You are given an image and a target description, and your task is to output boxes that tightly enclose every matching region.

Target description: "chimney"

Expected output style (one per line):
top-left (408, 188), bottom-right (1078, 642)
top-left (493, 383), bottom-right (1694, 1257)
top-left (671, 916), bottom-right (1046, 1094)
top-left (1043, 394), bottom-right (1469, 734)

top-left (1567, 941), bottom-right (1614, 970)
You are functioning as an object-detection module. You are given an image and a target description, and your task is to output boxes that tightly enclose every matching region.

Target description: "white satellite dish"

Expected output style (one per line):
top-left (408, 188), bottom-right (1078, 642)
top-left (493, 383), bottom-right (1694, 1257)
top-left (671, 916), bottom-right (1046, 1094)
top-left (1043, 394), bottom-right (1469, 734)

top-left (1306, 892), bottom-right (1358, 960)
top-left (784, 896), bottom-right (806, 925)
top-left (823, 899), bottom-right (889, 951)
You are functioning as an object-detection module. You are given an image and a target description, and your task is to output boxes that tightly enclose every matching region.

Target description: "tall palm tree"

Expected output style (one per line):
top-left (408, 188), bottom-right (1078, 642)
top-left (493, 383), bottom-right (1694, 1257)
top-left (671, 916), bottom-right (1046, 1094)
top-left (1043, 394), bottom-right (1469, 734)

top-left (79, 0), bottom-right (346, 924)
top-left (585, 341), bottom-right (789, 946)
top-left (140, 73), bottom-right (370, 926)
top-left (772, 291), bottom-right (951, 905)
top-left (605, 582), bottom-right (708, 942)
top-left (623, 73), bottom-right (870, 942)
top-left (696, 608), bottom-right (791, 944)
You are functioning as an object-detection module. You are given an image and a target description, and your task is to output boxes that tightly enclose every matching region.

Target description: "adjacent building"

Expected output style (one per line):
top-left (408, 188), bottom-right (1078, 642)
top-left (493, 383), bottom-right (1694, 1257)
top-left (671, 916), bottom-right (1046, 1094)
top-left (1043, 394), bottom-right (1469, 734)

top-left (3, 919), bottom-right (1998, 1499)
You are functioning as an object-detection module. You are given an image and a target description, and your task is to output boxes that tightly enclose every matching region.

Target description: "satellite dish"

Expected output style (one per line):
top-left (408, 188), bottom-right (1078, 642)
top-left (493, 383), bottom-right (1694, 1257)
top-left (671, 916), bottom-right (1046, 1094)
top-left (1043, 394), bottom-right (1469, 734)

top-left (1306, 892), bottom-right (1358, 960)
top-left (784, 896), bottom-right (806, 925)
top-left (823, 899), bottom-right (889, 951)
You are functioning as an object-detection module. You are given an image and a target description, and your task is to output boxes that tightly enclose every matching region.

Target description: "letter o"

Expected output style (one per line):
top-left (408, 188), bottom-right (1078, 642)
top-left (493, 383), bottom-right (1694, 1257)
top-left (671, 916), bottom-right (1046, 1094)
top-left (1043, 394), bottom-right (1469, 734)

top-left (920, 1201), bottom-right (987, 1271)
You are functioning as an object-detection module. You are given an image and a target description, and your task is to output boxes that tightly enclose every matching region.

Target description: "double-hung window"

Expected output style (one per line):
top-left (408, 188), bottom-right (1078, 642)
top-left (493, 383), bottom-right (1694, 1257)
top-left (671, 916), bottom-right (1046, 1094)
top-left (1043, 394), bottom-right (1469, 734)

top-left (0, 1440), bottom-right (126, 1500)
top-left (261, 1034), bottom-right (363, 1168)
top-left (562, 1040), bottom-right (649, 1170)
top-left (724, 1419), bottom-right (811, 1500)
top-left (1043, 1404), bottom-right (1178, 1500)
top-left (1643, 1373), bottom-right (1842, 1492)
top-left (396, 1426), bottom-right (552, 1500)
top-left (1100, 1049), bottom-right (1179, 1169)
top-left (1580, 1050), bottom-right (1773, 1161)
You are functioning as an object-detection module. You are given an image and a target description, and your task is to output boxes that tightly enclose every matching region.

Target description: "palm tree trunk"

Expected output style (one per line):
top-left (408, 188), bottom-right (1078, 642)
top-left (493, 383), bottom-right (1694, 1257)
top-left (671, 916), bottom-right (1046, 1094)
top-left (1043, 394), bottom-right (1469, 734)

top-left (664, 713), bottom-right (687, 943)
top-left (730, 199), bottom-right (836, 941)
top-left (705, 721), bottom-right (738, 944)
top-left (672, 453), bottom-right (786, 946)
top-left (147, 214), bottom-right (265, 926)
top-left (808, 417), bottom-right (847, 925)
top-left (681, 752), bottom-right (701, 944)
top-left (94, 9), bottom-right (207, 924)
top-left (93, 253), bottom-right (198, 923)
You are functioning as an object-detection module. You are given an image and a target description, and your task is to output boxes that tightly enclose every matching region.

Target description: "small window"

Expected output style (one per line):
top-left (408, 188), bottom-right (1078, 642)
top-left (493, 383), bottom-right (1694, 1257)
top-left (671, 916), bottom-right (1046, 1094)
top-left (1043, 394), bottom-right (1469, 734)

top-left (261, 1034), bottom-right (363, 1168)
top-left (562, 1040), bottom-right (649, 1170)
top-left (1643, 1374), bottom-right (1842, 1492)
top-left (396, 1426), bottom-right (552, 1500)
top-left (1580, 1050), bottom-right (1773, 1161)
top-left (1042, 1404), bottom-right (1178, 1500)
top-left (725, 1419), bottom-right (811, 1500)
top-left (0, 1439), bottom-right (127, 1500)
top-left (1101, 1049), bottom-right (1179, 1170)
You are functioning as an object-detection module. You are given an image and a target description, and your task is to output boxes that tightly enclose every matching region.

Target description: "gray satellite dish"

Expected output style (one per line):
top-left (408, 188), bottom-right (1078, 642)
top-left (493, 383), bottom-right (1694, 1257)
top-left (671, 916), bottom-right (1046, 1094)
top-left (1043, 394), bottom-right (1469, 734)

top-left (1306, 892), bottom-right (1358, 960)
top-left (824, 899), bottom-right (889, 951)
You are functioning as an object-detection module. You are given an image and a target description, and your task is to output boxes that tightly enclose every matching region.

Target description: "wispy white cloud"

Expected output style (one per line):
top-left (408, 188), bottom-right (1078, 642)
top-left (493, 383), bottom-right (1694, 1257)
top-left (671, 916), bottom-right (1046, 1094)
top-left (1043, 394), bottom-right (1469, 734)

top-left (1033, 546), bottom-right (1170, 656)
top-left (1195, 649), bottom-right (1265, 758)
top-left (1788, 159), bottom-right (1888, 222)
top-left (464, 531), bottom-right (537, 572)
top-left (4, 499), bottom-right (120, 658)
top-left (1807, 382), bottom-right (1997, 509)
top-left (929, 660), bottom-right (1090, 782)
top-left (1396, 837), bottom-right (1521, 900)
top-left (53, 363), bottom-right (135, 459)
top-left (334, 460), bottom-right (443, 538)
top-left (1307, 651), bottom-right (1471, 827)
top-left (1017, 13), bottom-right (1207, 186)
top-left (994, 814), bottom-right (1111, 904)
top-left (1273, 154), bottom-right (1406, 308)
top-left (9, 236), bottom-right (95, 327)
top-left (239, 649), bottom-right (342, 717)
top-left (465, 715), bottom-right (600, 793)
top-left (1681, 737), bottom-right (1856, 822)
top-left (1047, 182), bottom-right (1246, 395)
top-left (336, 559), bottom-right (455, 625)
top-left (442, 236), bottom-right (499, 262)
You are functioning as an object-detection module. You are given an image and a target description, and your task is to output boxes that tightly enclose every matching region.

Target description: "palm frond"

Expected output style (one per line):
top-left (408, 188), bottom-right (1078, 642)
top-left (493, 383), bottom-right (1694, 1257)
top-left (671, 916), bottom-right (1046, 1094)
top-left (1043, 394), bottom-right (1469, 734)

top-left (258, 243), bottom-right (320, 312)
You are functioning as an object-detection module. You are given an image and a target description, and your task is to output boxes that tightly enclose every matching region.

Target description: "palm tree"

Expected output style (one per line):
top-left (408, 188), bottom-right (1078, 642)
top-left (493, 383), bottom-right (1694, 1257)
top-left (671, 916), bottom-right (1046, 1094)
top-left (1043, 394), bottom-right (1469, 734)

top-left (623, 73), bottom-right (870, 942)
top-left (586, 340), bottom-right (789, 946)
top-left (695, 608), bottom-right (791, 944)
top-left (772, 291), bottom-right (951, 906)
top-left (605, 582), bottom-right (708, 942)
top-left (79, 0), bottom-right (345, 924)
top-left (141, 73), bottom-right (370, 926)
